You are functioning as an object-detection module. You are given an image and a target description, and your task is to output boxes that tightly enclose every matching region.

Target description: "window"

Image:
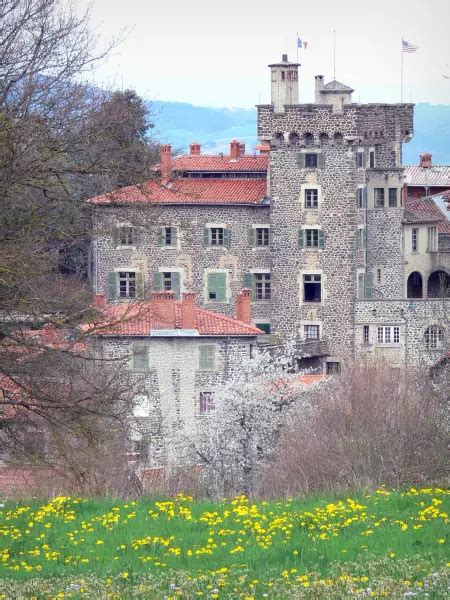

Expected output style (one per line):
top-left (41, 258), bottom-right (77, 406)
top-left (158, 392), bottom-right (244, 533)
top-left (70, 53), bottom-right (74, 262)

top-left (357, 228), bottom-right (365, 250)
top-left (254, 273), bottom-right (271, 300)
top-left (427, 226), bottom-right (438, 252)
top-left (305, 189), bottom-right (318, 208)
top-left (369, 149), bottom-right (375, 168)
top-left (117, 226), bottom-right (134, 247)
top-left (423, 326), bottom-right (444, 350)
top-left (326, 362), bottom-right (341, 374)
top-left (299, 228), bottom-right (325, 248)
top-left (159, 226), bottom-right (177, 247)
top-left (304, 325), bottom-right (320, 340)
top-left (153, 271), bottom-right (181, 298)
top-left (199, 391), bottom-right (215, 415)
top-left (119, 271), bottom-right (136, 299)
top-left (255, 227), bottom-right (270, 247)
top-left (305, 153), bottom-right (318, 168)
top-left (356, 151), bottom-right (364, 168)
top-left (132, 343), bottom-right (149, 371)
top-left (357, 187), bottom-right (366, 209)
top-left (255, 322), bottom-right (271, 334)
top-left (388, 188), bottom-right (398, 207)
top-left (199, 345), bottom-right (215, 371)
top-left (376, 326), bottom-right (400, 345)
top-left (374, 188), bottom-right (385, 208)
top-left (133, 394), bottom-right (151, 417)
top-left (303, 274), bottom-right (321, 303)
top-left (412, 228), bottom-right (418, 252)
top-left (281, 71), bottom-right (285, 81)
top-left (357, 272), bottom-right (373, 299)
top-left (207, 272), bottom-right (227, 302)
top-left (363, 325), bottom-right (370, 344)
top-left (205, 227), bottom-right (229, 247)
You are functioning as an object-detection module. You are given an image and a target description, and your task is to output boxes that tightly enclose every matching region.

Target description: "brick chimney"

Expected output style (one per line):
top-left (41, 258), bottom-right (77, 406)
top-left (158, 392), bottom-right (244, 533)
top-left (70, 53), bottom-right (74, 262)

top-left (94, 294), bottom-right (106, 308)
top-left (181, 292), bottom-right (197, 329)
top-left (236, 289), bottom-right (251, 324)
top-left (239, 142), bottom-right (246, 157)
top-left (161, 144), bottom-right (172, 182)
top-left (189, 142), bottom-right (201, 156)
top-left (420, 152), bottom-right (432, 168)
top-left (151, 291), bottom-right (176, 328)
top-left (230, 140), bottom-right (240, 161)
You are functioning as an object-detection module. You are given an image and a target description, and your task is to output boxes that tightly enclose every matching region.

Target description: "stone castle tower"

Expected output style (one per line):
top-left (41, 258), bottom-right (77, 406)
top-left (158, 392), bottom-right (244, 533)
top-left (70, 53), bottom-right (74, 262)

top-left (258, 55), bottom-right (414, 360)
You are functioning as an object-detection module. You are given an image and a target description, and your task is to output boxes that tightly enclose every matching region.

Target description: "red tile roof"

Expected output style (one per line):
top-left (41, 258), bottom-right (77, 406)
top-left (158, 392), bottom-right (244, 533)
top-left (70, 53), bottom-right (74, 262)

top-left (88, 178), bottom-right (267, 206)
top-left (404, 165), bottom-right (450, 187)
top-left (156, 154), bottom-right (268, 173)
top-left (83, 295), bottom-right (263, 337)
top-left (405, 197), bottom-right (450, 233)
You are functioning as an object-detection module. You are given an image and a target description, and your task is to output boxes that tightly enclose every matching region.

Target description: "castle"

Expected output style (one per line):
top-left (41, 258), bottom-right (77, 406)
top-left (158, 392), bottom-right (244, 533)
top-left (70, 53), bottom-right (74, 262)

top-left (89, 53), bottom-right (449, 378)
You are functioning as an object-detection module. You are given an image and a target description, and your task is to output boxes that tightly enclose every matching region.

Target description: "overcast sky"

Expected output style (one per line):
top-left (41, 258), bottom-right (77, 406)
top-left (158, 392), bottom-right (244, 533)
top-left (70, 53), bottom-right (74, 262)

top-left (86, 0), bottom-right (450, 107)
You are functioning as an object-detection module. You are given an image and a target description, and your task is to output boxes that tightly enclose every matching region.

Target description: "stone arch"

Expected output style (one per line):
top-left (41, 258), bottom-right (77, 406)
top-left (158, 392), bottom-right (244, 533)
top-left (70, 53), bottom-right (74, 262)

top-left (333, 132), bottom-right (343, 144)
top-left (288, 132), bottom-right (300, 146)
top-left (303, 132), bottom-right (314, 146)
top-left (407, 271), bottom-right (423, 298)
top-left (319, 132), bottom-right (330, 145)
top-left (427, 270), bottom-right (449, 298)
top-left (273, 132), bottom-right (284, 147)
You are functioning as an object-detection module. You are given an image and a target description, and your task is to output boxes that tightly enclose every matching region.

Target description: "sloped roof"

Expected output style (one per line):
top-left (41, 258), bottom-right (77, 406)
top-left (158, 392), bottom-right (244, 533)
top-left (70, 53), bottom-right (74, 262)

top-left (404, 165), bottom-right (450, 187)
top-left (321, 80), bottom-right (354, 93)
top-left (88, 178), bottom-right (267, 206)
top-left (83, 297), bottom-right (263, 337)
top-left (157, 154), bottom-right (268, 173)
top-left (405, 197), bottom-right (450, 234)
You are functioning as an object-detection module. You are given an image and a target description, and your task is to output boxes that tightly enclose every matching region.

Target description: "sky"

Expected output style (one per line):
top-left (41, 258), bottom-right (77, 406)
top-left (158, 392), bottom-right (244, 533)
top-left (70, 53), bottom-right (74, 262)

top-left (85, 0), bottom-right (450, 108)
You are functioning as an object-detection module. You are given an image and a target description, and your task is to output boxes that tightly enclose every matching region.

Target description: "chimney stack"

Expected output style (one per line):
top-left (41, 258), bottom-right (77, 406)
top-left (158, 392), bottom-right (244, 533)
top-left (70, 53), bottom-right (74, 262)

top-left (189, 142), bottom-right (201, 156)
top-left (236, 289), bottom-right (251, 325)
top-left (151, 291), bottom-right (176, 327)
top-left (314, 75), bottom-right (324, 104)
top-left (161, 144), bottom-right (172, 182)
top-left (420, 152), bottom-right (432, 168)
top-left (94, 294), bottom-right (106, 308)
top-left (230, 140), bottom-right (240, 161)
top-left (282, 53), bottom-right (288, 62)
top-left (181, 292), bottom-right (197, 329)
top-left (239, 142), bottom-right (246, 157)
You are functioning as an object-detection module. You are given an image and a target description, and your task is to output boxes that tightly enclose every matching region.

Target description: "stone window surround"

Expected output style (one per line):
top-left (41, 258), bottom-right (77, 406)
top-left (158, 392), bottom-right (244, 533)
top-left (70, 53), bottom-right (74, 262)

top-left (159, 225), bottom-right (180, 249)
top-left (301, 184), bottom-right (322, 211)
top-left (300, 225), bottom-right (324, 250)
top-left (198, 344), bottom-right (217, 372)
top-left (298, 269), bottom-right (324, 306)
top-left (158, 266), bottom-right (184, 294)
top-left (205, 223), bottom-right (229, 248)
top-left (251, 224), bottom-right (271, 248)
top-left (299, 319), bottom-right (322, 341)
top-left (369, 185), bottom-right (401, 210)
top-left (405, 269), bottom-right (425, 299)
top-left (376, 325), bottom-right (401, 346)
top-left (203, 268), bottom-right (230, 304)
top-left (115, 222), bottom-right (136, 249)
top-left (422, 324), bottom-right (445, 350)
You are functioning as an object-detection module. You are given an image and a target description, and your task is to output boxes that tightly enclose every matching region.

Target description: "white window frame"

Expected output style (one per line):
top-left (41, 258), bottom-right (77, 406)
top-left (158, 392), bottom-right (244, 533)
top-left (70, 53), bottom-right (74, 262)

top-left (299, 270), bottom-right (323, 305)
top-left (376, 326), bottom-right (401, 346)
top-left (116, 223), bottom-right (136, 249)
top-left (301, 185), bottom-right (321, 211)
top-left (116, 269), bottom-right (137, 299)
top-left (158, 267), bottom-right (184, 294)
top-left (427, 226), bottom-right (438, 252)
top-left (252, 224), bottom-right (270, 247)
top-left (411, 227), bottom-right (419, 252)
top-left (423, 325), bottom-right (445, 350)
top-left (253, 272), bottom-right (271, 301)
top-left (160, 225), bottom-right (180, 249)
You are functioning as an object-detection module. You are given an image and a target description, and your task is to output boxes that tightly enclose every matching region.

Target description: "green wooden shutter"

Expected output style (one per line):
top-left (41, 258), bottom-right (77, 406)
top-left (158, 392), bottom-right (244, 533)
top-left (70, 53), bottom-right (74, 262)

top-left (135, 272), bottom-right (145, 299)
top-left (363, 187), bottom-right (368, 207)
top-left (243, 272), bottom-right (254, 299)
top-left (157, 227), bottom-right (164, 247)
top-left (132, 342), bottom-right (149, 371)
top-left (223, 228), bottom-right (230, 247)
top-left (215, 273), bottom-right (227, 302)
top-left (153, 272), bottom-right (163, 291)
top-left (171, 272), bottom-right (181, 299)
top-left (204, 227), bottom-right (210, 246)
top-left (298, 228), bottom-right (305, 248)
top-left (365, 273), bottom-right (374, 299)
top-left (249, 228), bottom-right (256, 247)
top-left (107, 272), bottom-right (117, 301)
top-left (199, 345), bottom-right (215, 370)
top-left (358, 273), bottom-right (365, 299)
top-left (297, 153), bottom-right (305, 168)
top-left (318, 229), bottom-right (325, 248)
top-left (171, 227), bottom-right (178, 246)
top-left (318, 153), bottom-right (325, 169)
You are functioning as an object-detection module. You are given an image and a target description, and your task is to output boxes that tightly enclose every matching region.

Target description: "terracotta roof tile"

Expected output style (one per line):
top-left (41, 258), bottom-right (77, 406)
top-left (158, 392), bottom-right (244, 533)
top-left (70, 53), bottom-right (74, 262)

top-left (405, 197), bottom-right (450, 233)
top-left (157, 154), bottom-right (268, 172)
top-left (404, 165), bottom-right (450, 186)
top-left (88, 178), bottom-right (267, 206)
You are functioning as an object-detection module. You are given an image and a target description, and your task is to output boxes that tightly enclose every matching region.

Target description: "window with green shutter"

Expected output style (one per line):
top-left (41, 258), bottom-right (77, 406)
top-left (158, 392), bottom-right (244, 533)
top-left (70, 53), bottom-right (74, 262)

top-left (132, 342), bottom-right (149, 371)
top-left (107, 272), bottom-right (118, 301)
top-left (243, 272), bottom-right (254, 298)
top-left (207, 272), bottom-right (227, 302)
top-left (154, 271), bottom-right (181, 299)
top-left (199, 344), bottom-right (215, 371)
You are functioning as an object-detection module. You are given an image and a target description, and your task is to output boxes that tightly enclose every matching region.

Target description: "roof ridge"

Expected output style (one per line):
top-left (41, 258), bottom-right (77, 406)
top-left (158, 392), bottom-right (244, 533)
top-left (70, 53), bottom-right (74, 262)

top-left (196, 307), bottom-right (263, 333)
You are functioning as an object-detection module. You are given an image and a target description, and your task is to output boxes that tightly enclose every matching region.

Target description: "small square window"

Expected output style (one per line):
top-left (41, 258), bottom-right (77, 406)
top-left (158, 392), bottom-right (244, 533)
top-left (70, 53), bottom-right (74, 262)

top-left (305, 153), bottom-right (318, 168)
top-left (304, 325), bottom-right (320, 340)
top-left (305, 189), bottom-right (318, 209)
top-left (326, 362), bottom-right (341, 374)
top-left (199, 391), bottom-right (215, 415)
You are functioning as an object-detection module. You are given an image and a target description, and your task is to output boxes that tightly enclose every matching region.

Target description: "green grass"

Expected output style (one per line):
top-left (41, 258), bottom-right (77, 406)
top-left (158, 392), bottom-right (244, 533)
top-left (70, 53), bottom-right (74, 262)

top-left (0, 487), bottom-right (448, 598)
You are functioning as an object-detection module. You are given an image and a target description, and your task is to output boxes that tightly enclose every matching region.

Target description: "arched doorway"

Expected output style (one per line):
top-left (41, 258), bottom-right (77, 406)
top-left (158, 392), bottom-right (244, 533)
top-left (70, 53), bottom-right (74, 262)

top-left (407, 272), bottom-right (423, 298)
top-left (427, 270), bottom-right (449, 298)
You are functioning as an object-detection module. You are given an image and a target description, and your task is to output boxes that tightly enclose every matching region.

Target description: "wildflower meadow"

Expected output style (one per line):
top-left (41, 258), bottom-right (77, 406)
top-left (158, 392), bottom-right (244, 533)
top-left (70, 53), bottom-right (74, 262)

top-left (0, 487), bottom-right (448, 598)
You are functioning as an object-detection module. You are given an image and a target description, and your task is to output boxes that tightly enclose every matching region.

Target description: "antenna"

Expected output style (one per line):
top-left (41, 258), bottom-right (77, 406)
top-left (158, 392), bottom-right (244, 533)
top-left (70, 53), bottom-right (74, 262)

top-left (333, 29), bottom-right (336, 80)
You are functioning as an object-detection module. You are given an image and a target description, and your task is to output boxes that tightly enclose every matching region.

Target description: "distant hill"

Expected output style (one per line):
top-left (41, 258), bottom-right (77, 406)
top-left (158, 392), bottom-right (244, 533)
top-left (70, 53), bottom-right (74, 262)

top-left (149, 100), bottom-right (450, 165)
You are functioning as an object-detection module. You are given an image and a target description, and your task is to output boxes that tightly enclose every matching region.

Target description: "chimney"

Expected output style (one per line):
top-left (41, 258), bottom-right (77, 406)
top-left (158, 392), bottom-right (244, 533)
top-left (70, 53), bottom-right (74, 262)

top-left (189, 142), bottom-right (201, 156)
top-left (239, 142), bottom-right (246, 157)
top-left (181, 292), bottom-right (197, 329)
top-left (420, 152), bottom-right (432, 168)
top-left (94, 294), bottom-right (106, 308)
top-left (282, 53), bottom-right (288, 62)
top-left (315, 75), bottom-right (324, 104)
top-left (151, 291), bottom-right (176, 328)
top-left (230, 140), bottom-right (240, 161)
top-left (161, 144), bottom-right (172, 182)
top-left (236, 289), bottom-right (251, 325)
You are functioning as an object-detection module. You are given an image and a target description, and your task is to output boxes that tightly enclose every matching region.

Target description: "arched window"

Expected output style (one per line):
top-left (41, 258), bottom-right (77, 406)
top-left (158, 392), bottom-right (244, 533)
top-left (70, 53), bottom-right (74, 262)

top-left (288, 132), bottom-right (299, 146)
top-left (333, 132), bottom-right (343, 144)
top-left (407, 272), bottom-right (423, 298)
top-left (423, 325), bottom-right (445, 350)
top-left (303, 132), bottom-right (314, 146)
top-left (273, 132), bottom-right (284, 147)
top-left (319, 132), bottom-right (329, 145)
top-left (427, 270), bottom-right (449, 298)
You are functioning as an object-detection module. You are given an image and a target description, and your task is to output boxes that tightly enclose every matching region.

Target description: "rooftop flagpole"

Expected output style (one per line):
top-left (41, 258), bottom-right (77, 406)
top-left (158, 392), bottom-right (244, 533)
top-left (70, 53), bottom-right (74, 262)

top-left (333, 29), bottom-right (336, 80)
top-left (401, 37), bottom-right (404, 103)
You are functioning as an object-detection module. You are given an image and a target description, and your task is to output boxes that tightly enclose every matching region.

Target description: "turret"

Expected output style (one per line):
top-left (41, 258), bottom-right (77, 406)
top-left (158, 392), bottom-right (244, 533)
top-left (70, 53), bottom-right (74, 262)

top-left (269, 54), bottom-right (300, 113)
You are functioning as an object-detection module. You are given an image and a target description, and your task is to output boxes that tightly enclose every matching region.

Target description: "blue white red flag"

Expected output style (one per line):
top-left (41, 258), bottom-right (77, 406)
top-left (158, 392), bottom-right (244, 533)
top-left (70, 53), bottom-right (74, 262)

top-left (402, 39), bottom-right (418, 53)
top-left (297, 34), bottom-right (308, 49)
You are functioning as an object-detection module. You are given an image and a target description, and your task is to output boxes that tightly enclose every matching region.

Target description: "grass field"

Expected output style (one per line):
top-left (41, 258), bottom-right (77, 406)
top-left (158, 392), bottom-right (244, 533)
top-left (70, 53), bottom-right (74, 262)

top-left (0, 487), bottom-right (448, 598)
